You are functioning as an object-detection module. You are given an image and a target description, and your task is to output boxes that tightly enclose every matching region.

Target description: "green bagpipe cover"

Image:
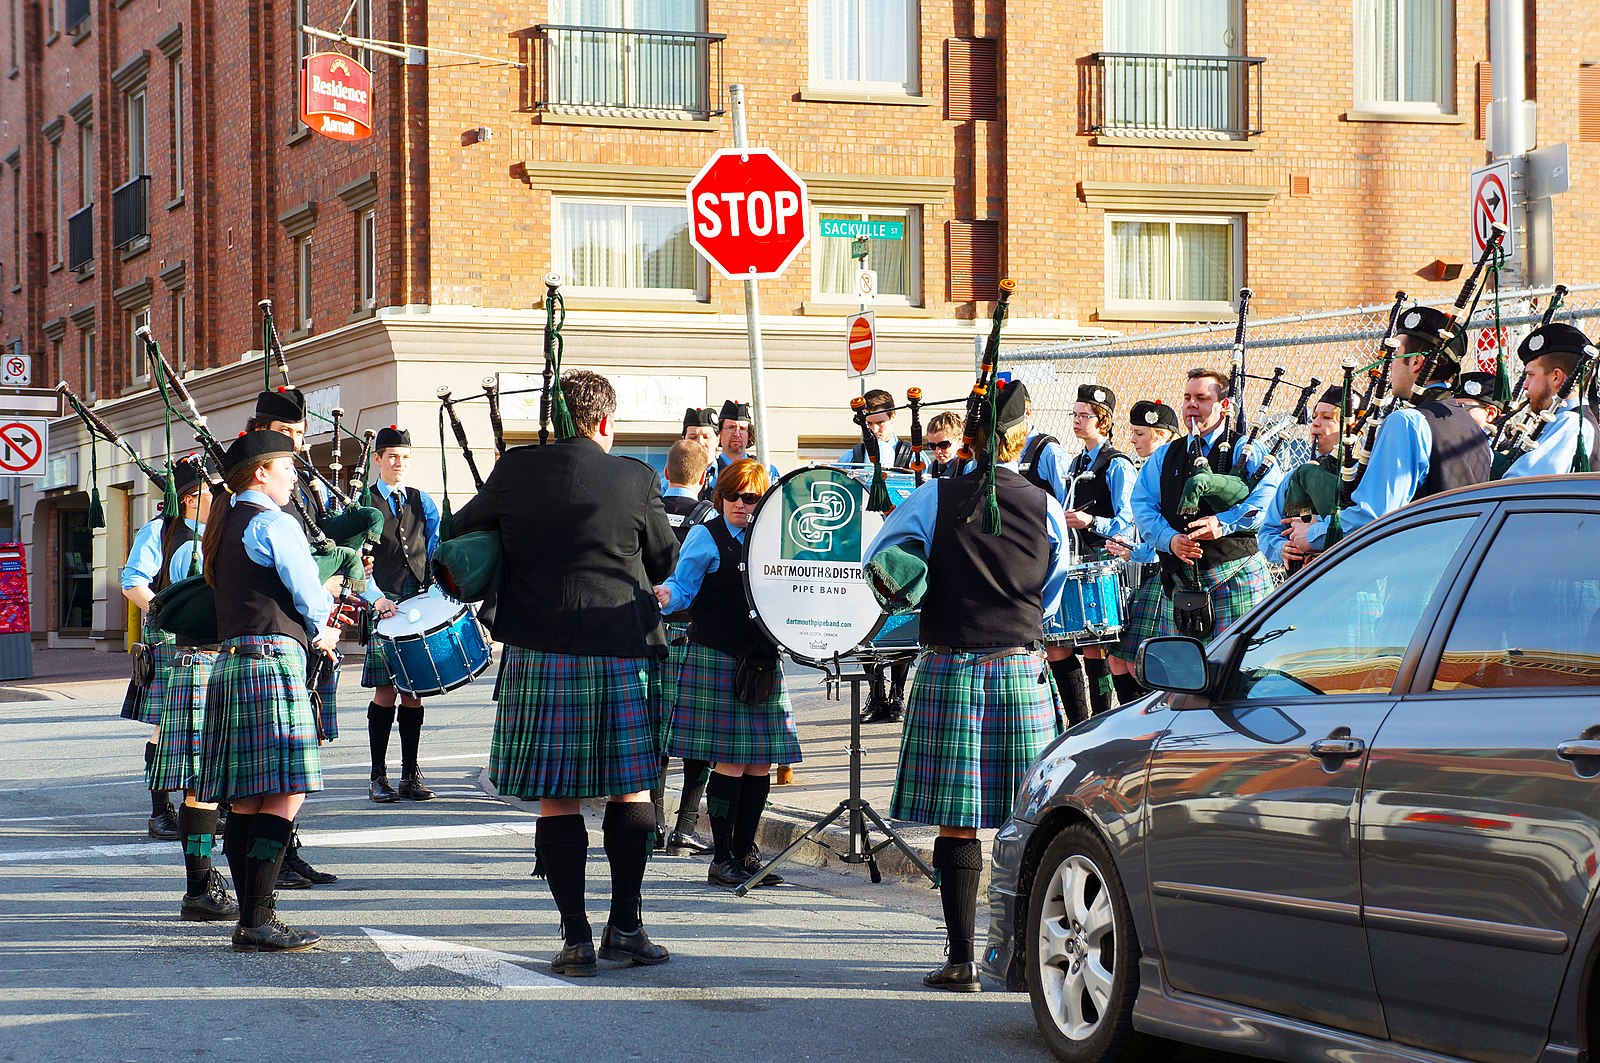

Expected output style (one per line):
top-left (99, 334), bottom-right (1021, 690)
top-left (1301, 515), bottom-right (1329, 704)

top-left (1280, 461), bottom-right (1341, 519)
top-left (148, 544), bottom-right (366, 644)
top-left (432, 530), bottom-right (500, 603)
top-left (1177, 471), bottom-right (1252, 519)
top-left (864, 542), bottom-right (928, 615)
top-left (321, 506), bottom-right (385, 551)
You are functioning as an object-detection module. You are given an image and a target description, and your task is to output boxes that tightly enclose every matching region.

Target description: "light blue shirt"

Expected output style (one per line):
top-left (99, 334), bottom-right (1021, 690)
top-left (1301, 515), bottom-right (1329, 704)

top-left (1257, 473), bottom-right (1295, 565)
top-left (235, 489), bottom-right (334, 631)
top-left (121, 516), bottom-right (203, 590)
top-left (1305, 408), bottom-right (1432, 550)
top-left (838, 433), bottom-right (903, 468)
top-left (664, 484), bottom-right (700, 501)
top-left (1503, 395), bottom-right (1596, 479)
top-left (659, 516), bottom-right (742, 614)
top-left (1066, 441), bottom-right (1136, 543)
top-left (865, 464), bottom-right (1074, 620)
top-left (362, 479), bottom-right (441, 603)
top-left (717, 452), bottom-right (780, 481)
top-left (1130, 422), bottom-right (1284, 556)
top-left (1022, 432), bottom-right (1071, 505)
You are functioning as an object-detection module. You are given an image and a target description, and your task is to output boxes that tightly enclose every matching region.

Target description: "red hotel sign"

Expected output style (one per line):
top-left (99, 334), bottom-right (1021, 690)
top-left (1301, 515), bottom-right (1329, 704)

top-left (300, 52), bottom-right (373, 141)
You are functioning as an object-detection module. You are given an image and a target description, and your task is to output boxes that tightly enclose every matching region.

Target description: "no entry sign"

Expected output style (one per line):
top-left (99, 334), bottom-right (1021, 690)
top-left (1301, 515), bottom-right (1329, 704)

top-left (845, 312), bottom-right (876, 378)
top-left (1470, 163), bottom-right (1516, 263)
top-left (0, 418), bottom-right (47, 476)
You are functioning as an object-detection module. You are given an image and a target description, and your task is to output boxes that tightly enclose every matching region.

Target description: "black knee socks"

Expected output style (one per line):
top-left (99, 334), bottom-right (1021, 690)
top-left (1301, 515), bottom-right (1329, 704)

top-left (243, 814), bottom-right (295, 927)
top-left (535, 813), bottom-right (591, 945)
top-left (677, 759), bottom-right (712, 829)
top-left (1085, 657), bottom-right (1114, 715)
top-left (705, 771), bottom-right (743, 865)
top-left (1050, 657), bottom-right (1091, 727)
top-left (367, 701), bottom-right (395, 778)
top-left (731, 773), bottom-right (771, 862)
top-left (396, 705), bottom-right (424, 774)
top-left (145, 743), bottom-right (167, 815)
top-left (933, 836), bottom-right (983, 965)
top-left (178, 804), bottom-right (220, 896)
top-left (1112, 671), bottom-right (1144, 705)
top-left (603, 802), bottom-right (656, 933)
top-left (222, 811), bottom-right (255, 911)
top-left (651, 756), bottom-right (669, 833)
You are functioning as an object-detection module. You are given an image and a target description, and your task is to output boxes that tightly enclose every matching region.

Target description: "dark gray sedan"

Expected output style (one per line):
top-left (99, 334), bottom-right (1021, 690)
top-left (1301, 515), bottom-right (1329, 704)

top-left (982, 476), bottom-right (1600, 1063)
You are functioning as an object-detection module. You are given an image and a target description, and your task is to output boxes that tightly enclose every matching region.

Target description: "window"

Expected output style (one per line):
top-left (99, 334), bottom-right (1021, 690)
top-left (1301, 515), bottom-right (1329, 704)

top-left (128, 304), bottom-right (150, 384)
top-left (554, 197), bottom-right (701, 297)
top-left (169, 55), bottom-right (184, 199)
top-left (811, 0), bottom-right (918, 93)
top-left (50, 337), bottom-right (62, 384)
top-left (49, 138), bottom-right (62, 265)
top-left (814, 207), bottom-right (919, 304)
top-left (545, 0), bottom-right (708, 115)
top-left (170, 288), bottom-right (186, 373)
top-left (81, 329), bottom-right (95, 401)
top-left (1221, 518), bottom-right (1475, 700)
top-left (1101, 0), bottom-right (1251, 136)
top-left (295, 235), bottom-right (313, 331)
top-left (9, 163), bottom-right (18, 287)
top-left (355, 0), bottom-right (372, 70)
top-left (78, 120), bottom-right (93, 206)
top-left (1105, 213), bottom-right (1239, 312)
top-left (358, 207), bottom-right (377, 310)
top-left (1432, 513), bottom-right (1600, 691)
top-left (1355, 0), bottom-right (1453, 113)
top-left (295, 0), bottom-right (311, 74)
top-left (7, 0), bottom-right (16, 71)
top-left (125, 89), bottom-right (147, 179)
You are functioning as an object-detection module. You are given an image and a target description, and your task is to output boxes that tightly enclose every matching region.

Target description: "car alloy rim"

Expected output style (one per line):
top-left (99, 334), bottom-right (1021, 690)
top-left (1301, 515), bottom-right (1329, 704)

top-left (1037, 853), bottom-right (1116, 1041)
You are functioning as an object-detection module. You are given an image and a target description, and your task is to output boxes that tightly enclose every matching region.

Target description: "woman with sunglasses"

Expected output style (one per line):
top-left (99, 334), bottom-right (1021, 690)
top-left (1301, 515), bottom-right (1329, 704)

top-left (922, 411), bottom-right (966, 478)
top-left (653, 458), bottom-right (801, 888)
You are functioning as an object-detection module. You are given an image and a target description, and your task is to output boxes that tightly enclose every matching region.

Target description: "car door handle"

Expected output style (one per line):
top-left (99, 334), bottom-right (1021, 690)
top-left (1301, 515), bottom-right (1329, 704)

top-left (1557, 740), bottom-right (1600, 759)
top-left (1309, 737), bottom-right (1365, 760)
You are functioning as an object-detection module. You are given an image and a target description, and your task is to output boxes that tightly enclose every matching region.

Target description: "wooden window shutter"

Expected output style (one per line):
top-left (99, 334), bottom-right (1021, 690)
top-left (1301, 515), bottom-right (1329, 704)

top-left (1582, 65), bottom-right (1600, 142)
top-left (949, 219), bottom-right (1000, 302)
top-left (947, 38), bottom-right (998, 121)
top-left (1476, 61), bottom-right (1491, 140)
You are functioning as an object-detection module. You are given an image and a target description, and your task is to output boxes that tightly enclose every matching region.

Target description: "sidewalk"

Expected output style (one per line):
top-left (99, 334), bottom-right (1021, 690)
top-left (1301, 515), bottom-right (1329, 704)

top-left (0, 645), bottom-right (134, 702)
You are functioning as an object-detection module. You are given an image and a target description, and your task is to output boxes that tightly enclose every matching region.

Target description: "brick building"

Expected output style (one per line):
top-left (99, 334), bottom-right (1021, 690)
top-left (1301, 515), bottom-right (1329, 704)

top-left (0, 0), bottom-right (1596, 643)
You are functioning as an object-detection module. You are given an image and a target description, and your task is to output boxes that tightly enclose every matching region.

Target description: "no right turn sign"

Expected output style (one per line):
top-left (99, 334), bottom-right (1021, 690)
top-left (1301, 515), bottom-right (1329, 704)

top-left (0, 418), bottom-right (48, 477)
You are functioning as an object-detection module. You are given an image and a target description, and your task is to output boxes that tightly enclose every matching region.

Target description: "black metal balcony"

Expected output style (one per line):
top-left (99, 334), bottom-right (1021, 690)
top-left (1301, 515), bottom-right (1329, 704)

top-left (112, 175), bottom-right (149, 249)
top-left (68, 205), bottom-right (92, 271)
top-left (1087, 52), bottom-right (1265, 139)
top-left (65, 0), bottom-right (89, 34)
top-left (527, 24), bottom-right (726, 119)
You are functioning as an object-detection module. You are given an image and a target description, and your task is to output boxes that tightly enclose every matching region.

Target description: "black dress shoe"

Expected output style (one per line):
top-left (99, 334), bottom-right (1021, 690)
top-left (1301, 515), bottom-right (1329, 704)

top-left (148, 806), bottom-right (181, 841)
top-left (652, 826), bottom-right (670, 853)
top-left (231, 894), bottom-right (320, 952)
top-left (283, 851), bottom-right (337, 885)
top-left (741, 852), bottom-right (784, 887)
top-left (666, 829), bottom-right (713, 856)
top-left (275, 864), bottom-right (313, 890)
top-left (550, 940), bottom-right (598, 977)
top-left (180, 870), bottom-right (239, 922)
top-left (707, 859), bottom-right (751, 888)
top-left (397, 772), bottom-right (435, 801)
top-left (922, 960), bottom-right (982, 993)
top-left (598, 924), bottom-right (670, 966)
top-left (369, 776), bottom-right (398, 803)
top-left (880, 701), bottom-right (904, 724)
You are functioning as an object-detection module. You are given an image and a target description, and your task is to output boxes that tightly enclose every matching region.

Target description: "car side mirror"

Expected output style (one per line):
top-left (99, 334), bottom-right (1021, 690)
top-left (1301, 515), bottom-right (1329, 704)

top-left (1136, 636), bottom-right (1211, 695)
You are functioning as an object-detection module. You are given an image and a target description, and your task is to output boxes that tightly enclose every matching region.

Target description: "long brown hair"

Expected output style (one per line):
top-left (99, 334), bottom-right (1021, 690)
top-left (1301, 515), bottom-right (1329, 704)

top-left (154, 486), bottom-right (201, 591)
top-left (201, 458), bottom-right (277, 588)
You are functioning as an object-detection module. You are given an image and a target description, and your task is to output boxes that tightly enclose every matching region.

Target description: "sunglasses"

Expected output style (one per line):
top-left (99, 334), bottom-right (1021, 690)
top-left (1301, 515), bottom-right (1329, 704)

top-left (727, 492), bottom-right (763, 506)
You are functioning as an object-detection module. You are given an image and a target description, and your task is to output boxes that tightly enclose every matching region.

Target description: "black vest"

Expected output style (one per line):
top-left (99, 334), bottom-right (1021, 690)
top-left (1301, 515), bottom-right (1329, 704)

top-left (686, 519), bottom-right (770, 658)
top-left (1158, 431), bottom-right (1258, 573)
top-left (214, 502), bottom-right (308, 648)
top-left (1018, 434), bottom-right (1059, 495)
top-left (1066, 443), bottom-right (1131, 549)
top-left (1414, 400), bottom-right (1492, 500)
top-left (374, 485), bottom-right (430, 594)
top-left (927, 457), bottom-right (960, 479)
top-left (663, 493), bottom-right (715, 544)
top-left (152, 518), bottom-right (196, 594)
top-left (848, 439), bottom-right (914, 468)
top-left (919, 469), bottom-right (1050, 649)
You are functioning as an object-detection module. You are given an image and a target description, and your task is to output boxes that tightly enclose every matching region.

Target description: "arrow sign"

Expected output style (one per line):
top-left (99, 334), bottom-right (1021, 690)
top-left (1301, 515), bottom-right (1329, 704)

top-left (1469, 162), bottom-right (1516, 264)
top-left (0, 418), bottom-right (47, 477)
top-left (365, 928), bottom-right (567, 988)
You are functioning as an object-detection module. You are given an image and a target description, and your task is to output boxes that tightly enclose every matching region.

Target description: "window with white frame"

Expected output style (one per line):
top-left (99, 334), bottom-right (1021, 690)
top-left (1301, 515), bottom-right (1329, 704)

top-left (810, 0), bottom-right (918, 94)
top-left (170, 55), bottom-right (184, 199)
top-left (51, 336), bottom-right (62, 385)
top-left (171, 288), bottom-right (186, 373)
top-left (1354, 0), bottom-right (1452, 112)
top-left (359, 208), bottom-right (377, 310)
top-left (296, 235), bottom-right (314, 331)
top-left (554, 197), bottom-right (702, 298)
top-left (126, 89), bottom-right (147, 179)
top-left (129, 305), bottom-right (151, 384)
top-left (49, 137), bottom-right (62, 265)
top-left (812, 207), bottom-right (919, 304)
top-left (548, 0), bottom-right (705, 114)
top-left (1105, 213), bottom-right (1240, 311)
top-left (82, 329), bottom-right (95, 401)
top-left (78, 120), bottom-right (93, 207)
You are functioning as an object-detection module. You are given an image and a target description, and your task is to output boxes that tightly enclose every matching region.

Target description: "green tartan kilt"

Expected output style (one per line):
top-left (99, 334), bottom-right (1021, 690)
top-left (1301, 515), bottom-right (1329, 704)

top-left (1157, 552), bottom-right (1276, 644)
top-left (315, 655), bottom-right (340, 741)
top-left (489, 647), bottom-right (663, 800)
top-left (360, 639), bottom-right (395, 688)
top-left (890, 649), bottom-right (1064, 830)
top-left (147, 647), bottom-right (218, 793)
top-left (198, 635), bottom-right (323, 802)
top-left (120, 628), bottom-right (177, 725)
top-left (666, 640), bottom-right (801, 766)
top-left (659, 628), bottom-right (690, 748)
top-left (1115, 577), bottom-right (1169, 660)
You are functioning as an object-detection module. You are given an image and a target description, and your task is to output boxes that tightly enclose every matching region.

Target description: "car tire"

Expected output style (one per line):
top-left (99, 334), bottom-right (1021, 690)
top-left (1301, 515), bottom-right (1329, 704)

top-left (1025, 823), bottom-right (1153, 1063)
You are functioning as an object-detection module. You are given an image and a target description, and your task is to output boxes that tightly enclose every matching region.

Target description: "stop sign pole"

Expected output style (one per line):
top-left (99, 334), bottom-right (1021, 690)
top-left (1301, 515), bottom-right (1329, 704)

top-left (729, 86), bottom-right (772, 469)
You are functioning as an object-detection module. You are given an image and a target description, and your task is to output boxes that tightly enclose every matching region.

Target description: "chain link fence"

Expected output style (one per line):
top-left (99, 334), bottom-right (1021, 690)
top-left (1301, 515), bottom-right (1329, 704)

top-left (1004, 284), bottom-right (1600, 468)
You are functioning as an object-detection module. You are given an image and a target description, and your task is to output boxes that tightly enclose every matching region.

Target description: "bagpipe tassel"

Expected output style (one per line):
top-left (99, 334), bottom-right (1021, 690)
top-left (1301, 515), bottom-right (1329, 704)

top-left (551, 386), bottom-right (576, 441)
top-left (439, 496), bottom-right (456, 543)
top-left (981, 481), bottom-right (1001, 537)
top-left (867, 463), bottom-right (893, 514)
top-left (88, 488), bottom-right (105, 530)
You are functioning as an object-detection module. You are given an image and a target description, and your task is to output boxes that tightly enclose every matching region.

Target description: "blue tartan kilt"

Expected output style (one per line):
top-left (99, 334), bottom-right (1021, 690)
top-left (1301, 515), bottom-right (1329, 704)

top-left (489, 647), bottom-right (663, 800)
top-left (666, 640), bottom-right (801, 766)
top-left (890, 649), bottom-right (1064, 830)
top-left (120, 629), bottom-right (177, 725)
top-left (1157, 552), bottom-right (1276, 644)
top-left (147, 647), bottom-right (218, 793)
top-left (199, 635), bottom-right (323, 802)
top-left (316, 654), bottom-right (341, 741)
top-left (1115, 577), bottom-right (1169, 660)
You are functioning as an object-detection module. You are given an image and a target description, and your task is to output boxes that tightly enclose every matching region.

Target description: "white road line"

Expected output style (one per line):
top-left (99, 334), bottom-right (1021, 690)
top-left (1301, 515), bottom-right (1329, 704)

top-left (0, 820), bottom-right (537, 862)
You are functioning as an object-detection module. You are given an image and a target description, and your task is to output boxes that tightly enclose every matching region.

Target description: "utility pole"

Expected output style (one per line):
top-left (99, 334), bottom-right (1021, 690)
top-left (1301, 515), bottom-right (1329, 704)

top-left (1487, 0), bottom-right (1530, 290)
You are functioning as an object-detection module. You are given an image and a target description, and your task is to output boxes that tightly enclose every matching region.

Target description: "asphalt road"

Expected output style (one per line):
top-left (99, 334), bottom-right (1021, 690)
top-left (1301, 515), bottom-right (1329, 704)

top-left (0, 680), bottom-right (1063, 1063)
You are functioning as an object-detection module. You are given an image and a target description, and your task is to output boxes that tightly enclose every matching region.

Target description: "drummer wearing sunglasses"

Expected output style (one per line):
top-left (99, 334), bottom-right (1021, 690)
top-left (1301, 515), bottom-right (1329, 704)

top-left (922, 411), bottom-right (965, 479)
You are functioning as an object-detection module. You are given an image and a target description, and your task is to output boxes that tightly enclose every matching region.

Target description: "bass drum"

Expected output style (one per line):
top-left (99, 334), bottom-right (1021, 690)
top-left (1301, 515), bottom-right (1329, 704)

top-left (744, 465), bottom-right (921, 668)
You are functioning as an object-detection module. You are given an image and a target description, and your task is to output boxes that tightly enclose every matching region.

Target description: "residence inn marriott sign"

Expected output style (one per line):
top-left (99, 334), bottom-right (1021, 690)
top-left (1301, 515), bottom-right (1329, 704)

top-left (300, 52), bottom-right (373, 141)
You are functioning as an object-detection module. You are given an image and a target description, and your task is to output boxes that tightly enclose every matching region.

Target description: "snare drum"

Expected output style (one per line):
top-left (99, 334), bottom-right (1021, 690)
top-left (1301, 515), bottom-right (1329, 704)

top-left (375, 593), bottom-right (492, 697)
top-left (1044, 560), bottom-right (1126, 647)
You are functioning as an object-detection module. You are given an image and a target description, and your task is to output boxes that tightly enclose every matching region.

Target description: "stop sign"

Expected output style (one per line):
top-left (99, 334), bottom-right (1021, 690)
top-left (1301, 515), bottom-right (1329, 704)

top-left (685, 148), bottom-right (810, 280)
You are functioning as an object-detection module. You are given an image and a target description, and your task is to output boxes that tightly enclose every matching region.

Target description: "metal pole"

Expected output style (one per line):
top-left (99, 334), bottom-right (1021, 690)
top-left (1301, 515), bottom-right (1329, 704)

top-left (728, 84), bottom-right (773, 469)
top-left (856, 245), bottom-right (869, 397)
top-left (1488, 0), bottom-right (1529, 289)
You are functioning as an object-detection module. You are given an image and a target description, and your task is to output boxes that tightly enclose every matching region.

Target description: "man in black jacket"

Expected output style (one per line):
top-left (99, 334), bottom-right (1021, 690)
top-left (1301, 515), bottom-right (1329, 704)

top-left (454, 370), bottom-right (679, 977)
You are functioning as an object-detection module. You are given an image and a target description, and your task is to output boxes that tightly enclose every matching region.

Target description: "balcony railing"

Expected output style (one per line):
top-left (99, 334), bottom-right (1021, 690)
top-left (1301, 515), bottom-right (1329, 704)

top-left (112, 175), bottom-right (149, 249)
top-left (67, 204), bottom-right (92, 272)
top-left (1087, 52), bottom-right (1265, 140)
top-left (529, 24), bottom-right (726, 120)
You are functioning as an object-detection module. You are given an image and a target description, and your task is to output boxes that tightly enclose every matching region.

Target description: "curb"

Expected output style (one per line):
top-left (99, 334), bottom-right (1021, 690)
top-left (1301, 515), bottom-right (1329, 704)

top-left (0, 685), bottom-right (56, 703)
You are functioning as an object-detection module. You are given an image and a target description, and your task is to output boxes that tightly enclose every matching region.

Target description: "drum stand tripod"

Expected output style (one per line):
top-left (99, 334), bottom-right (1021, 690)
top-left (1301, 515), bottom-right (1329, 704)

top-left (735, 652), bottom-right (937, 897)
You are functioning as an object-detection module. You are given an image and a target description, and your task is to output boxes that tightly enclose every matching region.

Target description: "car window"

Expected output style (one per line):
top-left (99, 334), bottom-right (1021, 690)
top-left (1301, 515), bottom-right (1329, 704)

top-left (1222, 517), bottom-right (1475, 700)
top-left (1432, 511), bottom-right (1600, 691)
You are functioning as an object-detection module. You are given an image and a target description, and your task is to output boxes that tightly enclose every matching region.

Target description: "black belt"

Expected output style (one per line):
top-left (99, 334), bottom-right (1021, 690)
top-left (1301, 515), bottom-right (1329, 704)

top-left (226, 645), bottom-right (286, 660)
top-left (924, 644), bottom-right (1039, 664)
top-left (174, 647), bottom-right (219, 666)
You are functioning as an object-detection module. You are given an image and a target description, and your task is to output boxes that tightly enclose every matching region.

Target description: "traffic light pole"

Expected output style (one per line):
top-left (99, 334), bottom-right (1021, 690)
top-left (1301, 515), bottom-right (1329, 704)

top-left (728, 84), bottom-right (774, 470)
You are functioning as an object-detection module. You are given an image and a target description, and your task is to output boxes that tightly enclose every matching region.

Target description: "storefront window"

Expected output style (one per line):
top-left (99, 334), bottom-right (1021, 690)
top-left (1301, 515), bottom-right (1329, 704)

top-left (58, 508), bottom-right (91, 631)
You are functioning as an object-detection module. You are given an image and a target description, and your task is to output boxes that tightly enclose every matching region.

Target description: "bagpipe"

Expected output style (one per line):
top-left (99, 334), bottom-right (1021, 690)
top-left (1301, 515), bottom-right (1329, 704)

top-left (1491, 284), bottom-right (1571, 477)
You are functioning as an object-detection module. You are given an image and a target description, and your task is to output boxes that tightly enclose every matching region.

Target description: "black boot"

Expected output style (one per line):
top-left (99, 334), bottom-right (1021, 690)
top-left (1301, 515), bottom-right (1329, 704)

top-left (704, 771), bottom-right (747, 887)
top-left (667, 759), bottom-right (712, 854)
top-left (926, 836), bottom-right (983, 992)
top-left (1049, 656), bottom-right (1092, 727)
top-left (734, 774), bottom-right (782, 887)
top-left (535, 813), bottom-right (594, 975)
top-left (178, 804), bottom-right (234, 919)
top-left (230, 891), bottom-right (321, 952)
top-left (1085, 656), bottom-right (1115, 715)
top-left (599, 802), bottom-right (669, 965)
top-left (650, 758), bottom-right (670, 853)
top-left (281, 829), bottom-right (338, 885)
top-left (367, 701), bottom-right (397, 802)
top-left (396, 706), bottom-right (431, 799)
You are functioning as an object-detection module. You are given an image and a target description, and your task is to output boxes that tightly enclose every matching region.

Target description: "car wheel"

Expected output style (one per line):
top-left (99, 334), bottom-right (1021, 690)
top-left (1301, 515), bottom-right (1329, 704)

top-left (1025, 823), bottom-right (1150, 1063)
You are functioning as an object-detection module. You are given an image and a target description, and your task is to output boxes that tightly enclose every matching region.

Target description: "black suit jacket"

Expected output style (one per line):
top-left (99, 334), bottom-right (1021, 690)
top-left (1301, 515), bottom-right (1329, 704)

top-left (453, 436), bottom-right (678, 657)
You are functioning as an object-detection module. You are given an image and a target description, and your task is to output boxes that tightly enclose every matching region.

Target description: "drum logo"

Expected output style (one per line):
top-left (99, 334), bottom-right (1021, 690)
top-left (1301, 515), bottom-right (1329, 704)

top-left (782, 476), bottom-right (859, 560)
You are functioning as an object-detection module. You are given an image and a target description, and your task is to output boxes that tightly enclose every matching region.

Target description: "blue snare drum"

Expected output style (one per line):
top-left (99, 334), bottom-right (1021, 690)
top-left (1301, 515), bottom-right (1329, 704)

top-left (375, 593), bottom-right (492, 697)
top-left (1044, 560), bottom-right (1125, 646)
